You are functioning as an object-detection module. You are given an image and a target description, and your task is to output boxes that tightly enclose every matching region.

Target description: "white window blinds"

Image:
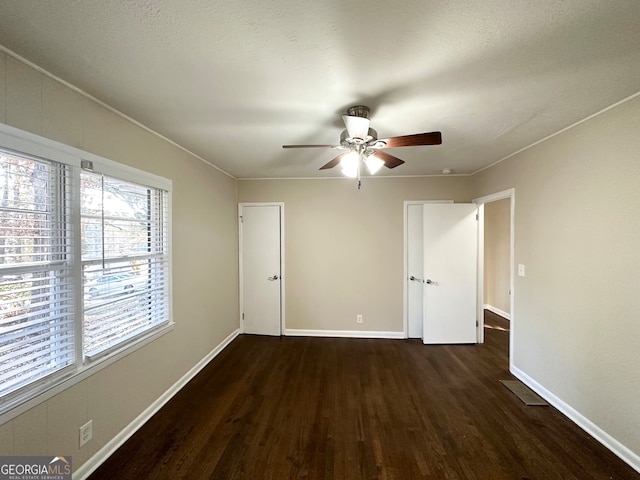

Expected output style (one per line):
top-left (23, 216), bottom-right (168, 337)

top-left (81, 171), bottom-right (169, 359)
top-left (0, 151), bottom-right (75, 399)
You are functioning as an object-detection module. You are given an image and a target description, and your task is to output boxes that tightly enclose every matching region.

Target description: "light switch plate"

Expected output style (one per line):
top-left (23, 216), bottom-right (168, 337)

top-left (518, 264), bottom-right (525, 277)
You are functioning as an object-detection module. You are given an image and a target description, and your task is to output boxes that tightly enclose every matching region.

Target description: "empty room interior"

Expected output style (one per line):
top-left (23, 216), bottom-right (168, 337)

top-left (0, 2), bottom-right (639, 479)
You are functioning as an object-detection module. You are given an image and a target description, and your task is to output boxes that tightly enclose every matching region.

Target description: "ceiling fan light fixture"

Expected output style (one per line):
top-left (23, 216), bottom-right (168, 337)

top-left (340, 151), bottom-right (359, 178)
top-left (365, 154), bottom-right (384, 174)
top-left (282, 105), bottom-right (443, 188)
top-left (342, 115), bottom-right (370, 141)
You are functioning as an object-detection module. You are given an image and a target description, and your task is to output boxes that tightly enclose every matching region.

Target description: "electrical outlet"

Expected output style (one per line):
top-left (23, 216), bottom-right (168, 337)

top-left (356, 314), bottom-right (363, 324)
top-left (79, 420), bottom-right (93, 448)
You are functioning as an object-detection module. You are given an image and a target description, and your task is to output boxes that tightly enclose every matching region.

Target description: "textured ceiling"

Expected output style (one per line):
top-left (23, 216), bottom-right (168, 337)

top-left (0, 0), bottom-right (639, 178)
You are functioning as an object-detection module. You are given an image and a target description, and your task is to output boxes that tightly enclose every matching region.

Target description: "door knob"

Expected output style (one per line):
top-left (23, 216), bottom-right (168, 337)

top-left (267, 275), bottom-right (279, 281)
top-left (425, 279), bottom-right (436, 285)
top-left (409, 275), bottom-right (423, 282)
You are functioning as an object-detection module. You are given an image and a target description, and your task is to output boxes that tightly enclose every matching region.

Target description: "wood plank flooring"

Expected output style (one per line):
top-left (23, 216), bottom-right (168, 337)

top-left (88, 313), bottom-right (639, 479)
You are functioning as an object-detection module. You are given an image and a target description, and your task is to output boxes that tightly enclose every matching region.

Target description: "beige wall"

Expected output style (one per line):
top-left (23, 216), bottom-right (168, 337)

top-left (472, 95), bottom-right (640, 457)
top-left (0, 52), bottom-right (239, 468)
top-left (483, 198), bottom-right (511, 315)
top-left (238, 176), bottom-right (473, 332)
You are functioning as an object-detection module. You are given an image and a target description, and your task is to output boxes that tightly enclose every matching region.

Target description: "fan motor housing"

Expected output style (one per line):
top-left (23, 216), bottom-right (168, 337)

top-left (345, 105), bottom-right (370, 119)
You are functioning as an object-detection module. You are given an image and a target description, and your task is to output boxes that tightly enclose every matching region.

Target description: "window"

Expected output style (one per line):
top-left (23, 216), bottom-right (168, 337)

top-left (0, 152), bottom-right (75, 400)
top-left (0, 128), bottom-right (172, 416)
top-left (81, 171), bottom-right (169, 359)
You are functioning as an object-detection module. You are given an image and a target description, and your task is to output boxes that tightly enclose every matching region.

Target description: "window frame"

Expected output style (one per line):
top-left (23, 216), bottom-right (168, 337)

top-left (0, 123), bottom-right (173, 423)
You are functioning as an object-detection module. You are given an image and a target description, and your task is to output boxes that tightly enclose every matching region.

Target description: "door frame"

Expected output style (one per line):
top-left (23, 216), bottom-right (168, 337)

top-left (403, 200), bottom-right (453, 338)
top-left (238, 202), bottom-right (285, 335)
top-left (473, 189), bottom-right (515, 366)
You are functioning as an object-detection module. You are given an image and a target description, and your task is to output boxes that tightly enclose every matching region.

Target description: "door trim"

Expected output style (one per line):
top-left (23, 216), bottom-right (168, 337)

top-left (403, 200), bottom-right (453, 338)
top-left (238, 202), bottom-right (285, 335)
top-left (473, 189), bottom-right (515, 368)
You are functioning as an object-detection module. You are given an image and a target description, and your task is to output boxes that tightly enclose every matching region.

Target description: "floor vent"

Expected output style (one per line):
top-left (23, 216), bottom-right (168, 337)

top-left (500, 380), bottom-right (549, 406)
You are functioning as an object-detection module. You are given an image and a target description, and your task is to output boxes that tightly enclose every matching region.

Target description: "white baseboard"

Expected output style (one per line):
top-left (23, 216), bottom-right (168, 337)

top-left (483, 304), bottom-right (511, 321)
top-left (74, 328), bottom-right (240, 480)
top-left (511, 366), bottom-right (640, 475)
top-left (284, 329), bottom-right (405, 339)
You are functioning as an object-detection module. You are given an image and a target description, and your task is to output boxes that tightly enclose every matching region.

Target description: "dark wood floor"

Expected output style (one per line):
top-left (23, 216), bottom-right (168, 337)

top-left (484, 309), bottom-right (510, 332)
top-left (88, 312), bottom-right (639, 479)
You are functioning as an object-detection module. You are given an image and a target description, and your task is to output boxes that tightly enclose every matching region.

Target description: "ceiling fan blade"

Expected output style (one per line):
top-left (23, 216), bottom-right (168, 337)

top-left (374, 150), bottom-right (405, 169)
top-left (282, 144), bottom-right (338, 149)
top-left (319, 153), bottom-right (347, 170)
top-left (379, 131), bottom-right (442, 148)
top-left (342, 115), bottom-right (371, 140)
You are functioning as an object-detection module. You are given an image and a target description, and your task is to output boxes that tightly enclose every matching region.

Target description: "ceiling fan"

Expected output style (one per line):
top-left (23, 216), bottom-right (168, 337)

top-left (282, 105), bottom-right (442, 186)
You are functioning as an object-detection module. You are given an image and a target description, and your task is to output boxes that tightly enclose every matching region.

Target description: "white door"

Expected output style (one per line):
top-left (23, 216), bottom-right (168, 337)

top-left (406, 201), bottom-right (453, 338)
top-left (423, 203), bottom-right (478, 344)
top-left (240, 204), bottom-right (283, 336)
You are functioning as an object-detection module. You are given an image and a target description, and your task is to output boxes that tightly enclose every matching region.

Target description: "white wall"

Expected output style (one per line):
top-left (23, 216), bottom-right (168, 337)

top-left (0, 52), bottom-right (239, 471)
top-left (473, 94), bottom-right (640, 465)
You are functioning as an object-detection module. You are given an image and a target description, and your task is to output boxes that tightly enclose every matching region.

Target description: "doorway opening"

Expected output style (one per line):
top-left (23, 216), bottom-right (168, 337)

top-left (474, 189), bottom-right (515, 370)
